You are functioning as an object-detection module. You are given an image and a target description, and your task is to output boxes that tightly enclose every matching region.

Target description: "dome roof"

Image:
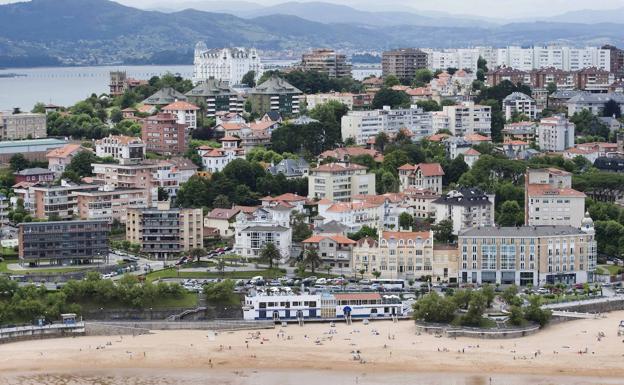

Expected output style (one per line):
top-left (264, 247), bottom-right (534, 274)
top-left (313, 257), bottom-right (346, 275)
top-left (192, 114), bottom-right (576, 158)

top-left (581, 211), bottom-right (594, 227)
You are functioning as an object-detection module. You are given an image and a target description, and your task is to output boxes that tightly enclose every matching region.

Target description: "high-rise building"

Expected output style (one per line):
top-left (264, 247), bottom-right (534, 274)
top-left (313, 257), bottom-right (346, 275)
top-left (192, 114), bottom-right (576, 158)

top-left (248, 76), bottom-right (302, 117)
top-left (193, 43), bottom-right (263, 85)
top-left (495, 46), bottom-right (610, 71)
top-left (0, 111), bottom-right (46, 140)
top-left (308, 163), bottom-right (376, 202)
top-left (185, 78), bottom-right (244, 117)
top-left (141, 113), bottom-right (189, 155)
top-left (536, 115), bottom-right (575, 152)
top-left (301, 49), bottom-right (352, 78)
top-left (382, 48), bottom-right (428, 82)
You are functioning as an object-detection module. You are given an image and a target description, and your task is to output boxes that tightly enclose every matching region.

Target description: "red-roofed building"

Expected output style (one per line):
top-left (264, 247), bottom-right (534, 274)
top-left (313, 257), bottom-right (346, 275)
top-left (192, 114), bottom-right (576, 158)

top-left (46, 143), bottom-right (86, 175)
top-left (319, 147), bottom-right (384, 163)
top-left (204, 207), bottom-right (240, 237)
top-left (463, 147), bottom-right (481, 168)
top-left (162, 100), bottom-right (200, 129)
top-left (308, 163), bottom-right (376, 202)
top-left (198, 137), bottom-right (245, 173)
top-left (398, 163), bottom-right (444, 194)
top-left (302, 233), bottom-right (356, 273)
top-left (141, 113), bottom-right (189, 155)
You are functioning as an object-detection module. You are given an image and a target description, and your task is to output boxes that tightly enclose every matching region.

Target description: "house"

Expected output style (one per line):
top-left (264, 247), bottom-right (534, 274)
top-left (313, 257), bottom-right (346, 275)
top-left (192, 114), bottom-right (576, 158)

top-left (162, 100), bottom-right (200, 129)
top-left (267, 158), bottom-right (309, 179)
top-left (537, 115), bottom-right (575, 152)
top-left (46, 143), bottom-right (85, 175)
top-left (431, 188), bottom-right (495, 235)
top-left (317, 200), bottom-right (383, 233)
top-left (502, 122), bottom-right (537, 142)
top-left (501, 140), bottom-right (530, 160)
top-left (463, 148), bottom-right (481, 168)
top-left (185, 79), bottom-right (244, 118)
top-left (141, 113), bottom-right (189, 155)
top-left (302, 234), bottom-right (356, 274)
top-left (233, 210), bottom-right (292, 259)
top-left (248, 76), bottom-right (302, 117)
top-left (15, 168), bottom-right (55, 183)
top-left (95, 135), bottom-right (145, 165)
top-left (318, 147), bottom-right (383, 163)
top-left (398, 163), bottom-right (444, 194)
top-left (199, 136), bottom-right (245, 173)
top-left (142, 87), bottom-right (187, 106)
top-left (204, 208), bottom-right (240, 238)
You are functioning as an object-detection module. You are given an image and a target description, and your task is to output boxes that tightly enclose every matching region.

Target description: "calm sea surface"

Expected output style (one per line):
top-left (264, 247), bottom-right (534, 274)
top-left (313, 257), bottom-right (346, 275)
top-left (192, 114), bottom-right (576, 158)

top-left (0, 63), bottom-right (381, 111)
top-left (1, 370), bottom-right (623, 385)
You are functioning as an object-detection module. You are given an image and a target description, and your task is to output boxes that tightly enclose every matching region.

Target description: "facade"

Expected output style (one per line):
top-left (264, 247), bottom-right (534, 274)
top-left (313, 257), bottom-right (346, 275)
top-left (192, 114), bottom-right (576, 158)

top-left (198, 136), bottom-right (245, 173)
top-left (317, 200), bottom-right (383, 233)
top-left (185, 78), bottom-right (244, 117)
top-left (46, 144), bottom-right (84, 175)
top-left (95, 135), bottom-right (145, 165)
top-left (162, 101), bottom-right (200, 130)
top-left (382, 48), bottom-right (428, 81)
top-left (31, 183), bottom-right (99, 220)
top-left (458, 220), bottom-right (597, 286)
top-left (422, 48), bottom-right (483, 72)
top-left (495, 46), bottom-right (610, 71)
top-left (126, 201), bottom-right (202, 260)
top-left (308, 163), bottom-right (376, 202)
top-left (91, 162), bottom-right (159, 194)
top-left (15, 168), bottom-right (55, 184)
top-left (151, 158), bottom-right (198, 200)
top-left (109, 71), bottom-right (146, 96)
top-left (431, 188), bottom-right (495, 235)
top-left (487, 67), bottom-right (612, 91)
top-left (351, 231), bottom-right (435, 280)
top-left (502, 92), bottom-right (537, 121)
top-left (75, 186), bottom-right (150, 223)
top-left (233, 211), bottom-right (292, 259)
top-left (204, 208), bottom-right (240, 238)
top-left (193, 44), bottom-right (263, 85)
top-left (305, 92), bottom-right (372, 110)
top-left (141, 113), bottom-right (189, 155)
top-left (267, 158), bottom-right (310, 179)
top-left (248, 76), bottom-right (302, 117)
top-left (19, 220), bottom-right (109, 266)
top-left (502, 122), bottom-right (537, 142)
top-left (525, 168), bottom-right (586, 228)
top-left (434, 102), bottom-right (491, 136)
top-left (341, 105), bottom-right (433, 145)
top-left (398, 163), bottom-right (444, 194)
top-left (302, 234), bottom-right (356, 274)
top-left (0, 111), bottom-right (46, 140)
top-left (567, 93), bottom-right (624, 116)
top-left (301, 49), bottom-right (352, 78)
top-left (142, 87), bottom-right (187, 106)
top-left (537, 115), bottom-right (575, 152)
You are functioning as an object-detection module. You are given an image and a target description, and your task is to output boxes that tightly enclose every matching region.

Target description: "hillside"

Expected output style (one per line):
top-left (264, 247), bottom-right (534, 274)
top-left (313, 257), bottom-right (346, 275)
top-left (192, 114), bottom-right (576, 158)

top-left (0, 0), bottom-right (623, 67)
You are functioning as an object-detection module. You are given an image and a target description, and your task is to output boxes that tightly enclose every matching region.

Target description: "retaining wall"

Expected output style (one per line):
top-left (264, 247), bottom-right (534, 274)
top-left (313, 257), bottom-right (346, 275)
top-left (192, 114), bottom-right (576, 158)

top-left (85, 320), bottom-right (274, 333)
top-left (0, 323), bottom-right (85, 344)
top-left (415, 322), bottom-right (540, 339)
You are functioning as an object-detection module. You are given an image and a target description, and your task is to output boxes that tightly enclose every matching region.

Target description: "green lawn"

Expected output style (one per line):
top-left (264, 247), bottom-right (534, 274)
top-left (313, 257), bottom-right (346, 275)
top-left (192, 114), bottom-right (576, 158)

top-left (596, 264), bottom-right (622, 275)
top-left (146, 268), bottom-right (287, 282)
top-left (79, 292), bottom-right (199, 310)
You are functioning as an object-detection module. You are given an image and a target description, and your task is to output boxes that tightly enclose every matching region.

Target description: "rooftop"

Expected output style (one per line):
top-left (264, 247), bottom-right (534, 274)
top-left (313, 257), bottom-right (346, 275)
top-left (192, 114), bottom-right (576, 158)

top-left (459, 226), bottom-right (586, 238)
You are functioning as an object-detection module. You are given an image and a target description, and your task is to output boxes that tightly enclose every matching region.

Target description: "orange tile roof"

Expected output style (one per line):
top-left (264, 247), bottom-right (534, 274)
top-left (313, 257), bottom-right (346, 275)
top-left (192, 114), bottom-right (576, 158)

top-left (316, 198), bottom-right (333, 205)
top-left (220, 135), bottom-right (241, 141)
top-left (232, 205), bottom-right (260, 213)
top-left (527, 184), bottom-right (586, 198)
top-left (398, 163), bottom-right (417, 171)
top-left (464, 134), bottom-right (491, 142)
top-left (464, 148), bottom-right (481, 156)
top-left (427, 133), bottom-right (450, 142)
top-left (313, 163), bottom-right (367, 172)
top-left (250, 121), bottom-right (278, 131)
top-left (261, 193), bottom-right (307, 202)
top-left (46, 143), bottom-right (82, 159)
top-left (162, 101), bottom-right (199, 111)
top-left (504, 140), bottom-right (528, 146)
top-left (206, 208), bottom-right (239, 220)
top-left (417, 163), bottom-right (445, 177)
top-left (326, 201), bottom-right (381, 213)
top-left (219, 123), bottom-right (246, 131)
top-left (302, 234), bottom-right (356, 245)
top-left (334, 293), bottom-right (381, 301)
top-left (382, 231), bottom-right (431, 241)
top-left (353, 193), bottom-right (405, 204)
top-left (320, 147), bottom-right (380, 160)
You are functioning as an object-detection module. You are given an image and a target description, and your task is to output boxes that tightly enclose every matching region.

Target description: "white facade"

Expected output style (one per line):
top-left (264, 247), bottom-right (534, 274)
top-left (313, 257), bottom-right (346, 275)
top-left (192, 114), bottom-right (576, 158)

top-left (431, 189), bottom-right (495, 235)
top-left (495, 46), bottom-right (610, 71)
top-left (308, 163), bottom-right (376, 202)
top-left (436, 102), bottom-right (491, 136)
top-left (95, 135), bottom-right (145, 165)
top-left (193, 43), bottom-right (264, 85)
top-left (199, 138), bottom-right (245, 173)
top-left (341, 105), bottom-right (433, 145)
top-left (233, 211), bottom-right (292, 259)
top-left (502, 92), bottom-right (537, 121)
top-left (422, 47), bottom-right (496, 72)
top-left (537, 115), bottom-right (575, 152)
top-left (317, 200), bottom-right (384, 233)
top-left (162, 102), bottom-right (199, 130)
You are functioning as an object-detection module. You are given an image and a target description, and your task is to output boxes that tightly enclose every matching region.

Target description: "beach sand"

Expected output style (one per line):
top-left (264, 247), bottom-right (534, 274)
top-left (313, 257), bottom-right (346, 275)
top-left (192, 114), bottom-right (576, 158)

top-left (2, 311), bottom-right (624, 381)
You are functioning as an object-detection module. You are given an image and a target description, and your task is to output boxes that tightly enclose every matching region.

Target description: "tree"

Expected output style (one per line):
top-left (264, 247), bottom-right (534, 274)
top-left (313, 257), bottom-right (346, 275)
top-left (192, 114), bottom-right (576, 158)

top-left (432, 219), bottom-right (455, 244)
top-left (452, 289), bottom-right (472, 310)
top-left (215, 258), bottom-right (226, 276)
top-left (399, 212), bottom-right (414, 230)
top-left (508, 305), bottom-right (524, 326)
top-left (412, 292), bottom-right (457, 323)
top-left (383, 75), bottom-right (400, 87)
top-left (443, 155), bottom-right (469, 186)
top-left (64, 151), bottom-right (98, 178)
top-left (477, 56), bottom-right (488, 72)
top-left (203, 280), bottom-right (238, 305)
top-left (189, 248), bottom-right (206, 263)
top-left (603, 99), bottom-right (622, 119)
top-left (213, 194), bottom-right (231, 209)
top-left (260, 242), bottom-right (281, 269)
top-left (416, 100), bottom-right (441, 112)
top-left (497, 200), bottom-right (523, 226)
top-left (413, 69), bottom-right (433, 85)
top-left (110, 107), bottom-right (123, 123)
top-left (9, 154), bottom-right (29, 172)
top-left (358, 269), bottom-right (366, 280)
top-left (501, 285), bottom-right (520, 306)
top-left (374, 132), bottom-right (390, 152)
top-left (460, 291), bottom-right (487, 326)
top-left (303, 249), bottom-right (322, 274)
top-left (546, 82), bottom-right (557, 95)
top-left (291, 212), bottom-right (312, 243)
top-left (481, 284), bottom-right (495, 308)
top-left (371, 270), bottom-right (382, 279)
top-left (347, 226), bottom-right (378, 241)
top-left (241, 70), bottom-right (256, 88)
top-left (523, 296), bottom-right (552, 327)
top-left (372, 88), bottom-right (410, 109)
top-left (157, 187), bottom-right (169, 202)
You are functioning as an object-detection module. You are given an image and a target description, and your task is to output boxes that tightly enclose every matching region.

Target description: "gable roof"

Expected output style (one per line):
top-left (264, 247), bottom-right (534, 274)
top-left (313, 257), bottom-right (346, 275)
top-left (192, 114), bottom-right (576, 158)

top-left (143, 87), bottom-right (187, 105)
top-left (162, 101), bottom-right (199, 111)
top-left (46, 143), bottom-right (83, 159)
top-left (302, 234), bottom-right (356, 245)
top-left (417, 163), bottom-right (445, 177)
top-left (252, 76), bottom-right (302, 95)
top-left (206, 208), bottom-right (240, 220)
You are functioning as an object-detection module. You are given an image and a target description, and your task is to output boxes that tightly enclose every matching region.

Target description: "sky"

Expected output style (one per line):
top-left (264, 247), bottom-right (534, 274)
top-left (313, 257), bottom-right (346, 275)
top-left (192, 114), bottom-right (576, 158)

top-left (0, 0), bottom-right (623, 18)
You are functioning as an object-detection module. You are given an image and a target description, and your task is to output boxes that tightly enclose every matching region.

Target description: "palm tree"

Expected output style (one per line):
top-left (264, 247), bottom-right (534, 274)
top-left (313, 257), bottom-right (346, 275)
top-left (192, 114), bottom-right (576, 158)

top-left (358, 269), bottom-right (366, 280)
top-left (189, 247), bottom-right (206, 263)
top-left (215, 258), bottom-right (226, 277)
top-left (303, 249), bottom-right (322, 274)
top-left (371, 270), bottom-right (381, 279)
top-left (260, 242), bottom-right (281, 270)
top-left (324, 265), bottom-right (332, 276)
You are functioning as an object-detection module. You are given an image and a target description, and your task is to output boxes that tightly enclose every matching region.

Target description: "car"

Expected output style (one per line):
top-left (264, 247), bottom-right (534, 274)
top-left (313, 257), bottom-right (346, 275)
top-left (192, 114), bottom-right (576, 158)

top-left (536, 288), bottom-right (550, 294)
top-left (268, 279), bottom-right (281, 286)
top-left (316, 278), bottom-right (327, 285)
top-left (359, 279), bottom-right (371, 285)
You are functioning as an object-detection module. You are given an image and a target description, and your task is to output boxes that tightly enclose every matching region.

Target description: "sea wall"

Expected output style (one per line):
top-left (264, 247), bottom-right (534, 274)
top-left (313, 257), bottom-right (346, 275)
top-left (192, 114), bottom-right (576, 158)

top-left (85, 320), bottom-right (274, 335)
top-left (546, 299), bottom-right (624, 314)
top-left (414, 322), bottom-right (540, 339)
top-left (82, 305), bottom-right (242, 321)
top-left (0, 323), bottom-right (85, 344)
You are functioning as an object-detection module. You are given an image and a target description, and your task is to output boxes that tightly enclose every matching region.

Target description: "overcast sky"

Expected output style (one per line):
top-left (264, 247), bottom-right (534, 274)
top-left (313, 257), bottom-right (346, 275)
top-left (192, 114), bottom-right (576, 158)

top-left (1, 0), bottom-right (623, 18)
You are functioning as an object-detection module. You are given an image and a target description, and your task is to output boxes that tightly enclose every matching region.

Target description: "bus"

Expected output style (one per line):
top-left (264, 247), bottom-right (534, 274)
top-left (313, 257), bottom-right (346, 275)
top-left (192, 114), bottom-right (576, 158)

top-left (371, 279), bottom-right (406, 290)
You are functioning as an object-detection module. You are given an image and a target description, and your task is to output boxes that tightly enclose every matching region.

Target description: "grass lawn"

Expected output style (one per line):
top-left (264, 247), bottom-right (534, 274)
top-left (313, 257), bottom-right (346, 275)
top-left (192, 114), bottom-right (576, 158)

top-left (79, 292), bottom-right (199, 310)
top-left (596, 264), bottom-right (621, 275)
top-left (0, 258), bottom-right (93, 275)
top-left (146, 268), bottom-right (287, 282)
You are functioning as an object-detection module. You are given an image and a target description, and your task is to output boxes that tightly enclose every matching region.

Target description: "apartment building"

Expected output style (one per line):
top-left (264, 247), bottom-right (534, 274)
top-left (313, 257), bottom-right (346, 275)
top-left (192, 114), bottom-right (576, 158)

top-left (152, 158), bottom-right (198, 199)
top-left (431, 188), bottom-right (495, 235)
top-left (537, 115), bottom-right (575, 152)
top-left (91, 162), bottom-right (158, 191)
top-left (434, 102), bottom-right (491, 136)
top-left (143, 87), bottom-right (188, 106)
top-left (398, 163), bottom-right (444, 194)
top-left (15, 168), bottom-right (55, 184)
top-left (162, 100), bottom-right (200, 130)
top-left (19, 220), bottom-right (109, 266)
top-left (305, 92), bottom-right (372, 110)
top-left (422, 48), bottom-right (482, 72)
top-left (382, 48), bottom-right (428, 82)
top-left (317, 199), bottom-right (383, 233)
top-left (233, 210), bottom-right (292, 259)
top-left (31, 183), bottom-right (99, 220)
top-left (0, 111), bottom-right (46, 140)
top-left (495, 46), bottom-right (610, 71)
top-left (567, 93), bottom-right (624, 116)
top-left (126, 201), bottom-right (203, 260)
top-left (458, 218), bottom-right (597, 286)
top-left (487, 67), bottom-right (612, 92)
top-left (46, 144), bottom-right (85, 175)
top-left (185, 78), bottom-right (244, 117)
top-left (193, 44), bottom-right (263, 85)
top-left (95, 135), bottom-right (145, 165)
top-left (502, 92), bottom-right (537, 121)
top-left (141, 113), bottom-right (189, 155)
top-left (502, 122), bottom-right (537, 142)
top-left (351, 231), bottom-right (435, 280)
top-left (308, 163), bottom-right (376, 202)
top-left (301, 49), bottom-right (352, 78)
top-left (302, 234), bottom-right (356, 274)
top-left (75, 186), bottom-right (150, 223)
top-left (248, 76), bottom-right (302, 117)
top-left (198, 136), bottom-right (245, 173)
top-left (525, 168), bottom-right (586, 228)
top-left (341, 105), bottom-right (433, 145)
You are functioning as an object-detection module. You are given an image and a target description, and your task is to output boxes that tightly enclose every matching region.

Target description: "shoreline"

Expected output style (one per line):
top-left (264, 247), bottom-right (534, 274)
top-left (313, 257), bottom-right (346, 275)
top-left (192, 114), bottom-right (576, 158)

top-left (2, 312), bottom-right (624, 379)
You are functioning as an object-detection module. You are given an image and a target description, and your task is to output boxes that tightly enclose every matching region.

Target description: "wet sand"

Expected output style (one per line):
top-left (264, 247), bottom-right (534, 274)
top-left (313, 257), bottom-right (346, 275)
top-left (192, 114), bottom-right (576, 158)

top-left (2, 311), bottom-right (624, 384)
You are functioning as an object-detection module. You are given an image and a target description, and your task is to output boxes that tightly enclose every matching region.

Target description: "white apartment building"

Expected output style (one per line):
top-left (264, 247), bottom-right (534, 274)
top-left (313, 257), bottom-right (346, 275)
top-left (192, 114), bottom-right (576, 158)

top-left (317, 199), bottom-right (383, 233)
top-left (434, 102), bottom-right (491, 136)
top-left (398, 163), bottom-right (444, 194)
top-left (567, 93), bottom-right (624, 116)
top-left (525, 168), bottom-right (586, 228)
top-left (198, 136), bottom-right (245, 173)
top-left (95, 135), bottom-right (145, 165)
top-left (193, 44), bottom-right (264, 85)
top-left (162, 101), bottom-right (200, 130)
top-left (421, 47), bottom-right (496, 72)
top-left (495, 46), bottom-right (610, 71)
top-left (305, 92), bottom-right (371, 110)
top-left (431, 188), bottom-right (495, 235)
top-left (502, 92), bottom-right (537, 121)
top-left (341, 105), bottom-right (433, 145)
top-left (308, 163), bottom-right (376, 202)
top-left (537, 115), bottom-right (575, 152)
top-left (152, 158), bottom-right (198, 199)
top-left (233, 211), bottom-right (292, 259)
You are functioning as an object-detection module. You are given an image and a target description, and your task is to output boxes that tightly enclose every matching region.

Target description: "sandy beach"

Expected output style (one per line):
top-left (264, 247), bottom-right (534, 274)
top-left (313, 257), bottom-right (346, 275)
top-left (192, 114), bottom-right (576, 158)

top-left (2, 312), bottom-right (624, 383)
